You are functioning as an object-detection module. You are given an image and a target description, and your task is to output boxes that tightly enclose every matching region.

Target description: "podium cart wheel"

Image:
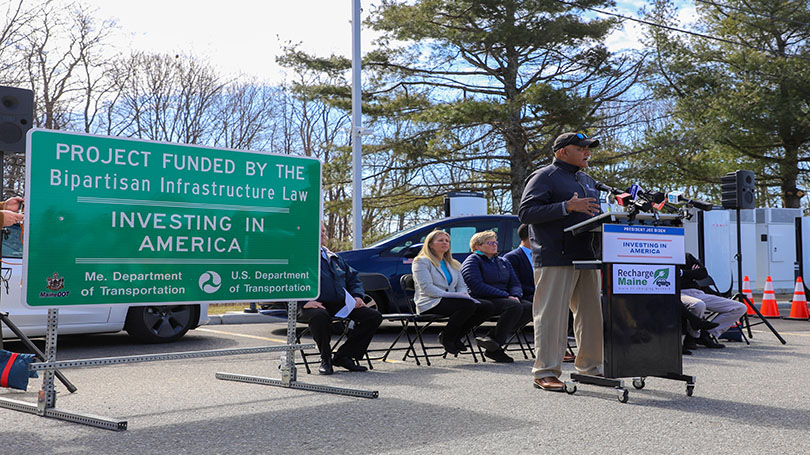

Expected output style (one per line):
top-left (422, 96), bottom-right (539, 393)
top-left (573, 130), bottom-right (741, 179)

top-left (632, 377), bottom-right (645, 389)
top-left (686, 383), bottom-right (695, 397)
top-left (617, 388), bottom-right (629, 403)
top-left (564, 381), bottom-right (577, 395)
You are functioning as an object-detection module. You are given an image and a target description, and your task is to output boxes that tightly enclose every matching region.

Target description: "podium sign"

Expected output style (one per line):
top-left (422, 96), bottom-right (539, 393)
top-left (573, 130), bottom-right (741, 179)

top-left (602, 224), bottom-right (685, 264)
top-left (23, 129), bottom-right (321, 307)
top-left (613, 264), bottom-right (676, 295)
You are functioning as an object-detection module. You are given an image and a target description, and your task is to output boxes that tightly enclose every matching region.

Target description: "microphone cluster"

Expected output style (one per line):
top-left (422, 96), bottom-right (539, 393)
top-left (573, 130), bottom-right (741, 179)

top-left (596, 182), bottom-right (713, 214)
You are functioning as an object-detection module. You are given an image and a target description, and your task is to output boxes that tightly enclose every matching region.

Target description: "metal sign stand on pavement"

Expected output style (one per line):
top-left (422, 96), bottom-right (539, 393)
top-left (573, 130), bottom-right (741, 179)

top-left (0, 309), bottom-right (121, 428)
top-left (2, 302), bottom-right (376, 431)
top-left (1, 129), bottom-right (377, 430)
top-left (216, 300), bottom-right (379, 398)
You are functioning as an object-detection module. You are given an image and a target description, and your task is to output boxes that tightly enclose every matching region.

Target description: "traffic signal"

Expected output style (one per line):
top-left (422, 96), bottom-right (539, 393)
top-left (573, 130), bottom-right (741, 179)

top-left (0, 86), bottom-right (33, 154)
top-left (721, 170), bottom-right (755, 209)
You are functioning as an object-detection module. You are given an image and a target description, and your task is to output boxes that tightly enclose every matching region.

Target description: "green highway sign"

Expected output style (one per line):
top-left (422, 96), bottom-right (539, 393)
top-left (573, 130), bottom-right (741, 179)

top-left (23, 129), bottom-right (321, 307)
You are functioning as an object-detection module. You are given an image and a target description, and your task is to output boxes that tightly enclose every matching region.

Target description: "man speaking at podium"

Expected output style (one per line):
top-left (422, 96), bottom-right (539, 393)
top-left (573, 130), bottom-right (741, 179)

top-left (519, 132), bottom-right (604, 392)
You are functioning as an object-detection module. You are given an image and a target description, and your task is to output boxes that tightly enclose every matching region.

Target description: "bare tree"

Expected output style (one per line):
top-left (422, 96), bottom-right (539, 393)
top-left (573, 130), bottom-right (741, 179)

top-left (211, 81), bottom-right (279, 151)
top-left (109, 52), bottom-right (224, 144)
top-left (0, 0), bottom-right (34, 86)
top-left (18, 1), bottom-right (114, 130)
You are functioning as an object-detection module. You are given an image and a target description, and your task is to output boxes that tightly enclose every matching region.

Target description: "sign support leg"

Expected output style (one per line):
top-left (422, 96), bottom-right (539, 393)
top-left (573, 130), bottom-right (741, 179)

top-left (0, 308), bottom-right (128, 430)
top-left (281, 299), bottom-right (297, 385)
top-left (36, 308), bottom-right (58, 414)
top-left (216, 301), bottom-right (378, 399)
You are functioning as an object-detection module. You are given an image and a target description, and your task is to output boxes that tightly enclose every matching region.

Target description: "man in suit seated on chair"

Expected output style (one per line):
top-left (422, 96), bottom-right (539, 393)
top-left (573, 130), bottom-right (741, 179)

top-left (680, 252), bottom-right (746, 350)
top-left (299, 226), bottom-right (383, 375)
top-left (503, 224), bottom-right (536, 302)
top-left (505, 223), bottom-right (576, 362)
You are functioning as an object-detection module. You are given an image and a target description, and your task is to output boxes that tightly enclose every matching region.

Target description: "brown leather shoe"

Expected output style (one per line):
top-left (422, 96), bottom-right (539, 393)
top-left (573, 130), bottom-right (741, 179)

top-left (533, 376), bottom-right (565, 392)
top-left (563, 353), bottom-right (576, 363)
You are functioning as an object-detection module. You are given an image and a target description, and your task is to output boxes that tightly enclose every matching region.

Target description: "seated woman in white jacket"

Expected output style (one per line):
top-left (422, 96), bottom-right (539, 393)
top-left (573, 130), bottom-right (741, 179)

top-left (412, 230), bottom-right (495, 355)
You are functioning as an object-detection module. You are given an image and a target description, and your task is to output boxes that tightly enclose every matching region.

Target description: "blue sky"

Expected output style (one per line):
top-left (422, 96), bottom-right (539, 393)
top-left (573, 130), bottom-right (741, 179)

top-left (86, 0), bottom-right (695, 83)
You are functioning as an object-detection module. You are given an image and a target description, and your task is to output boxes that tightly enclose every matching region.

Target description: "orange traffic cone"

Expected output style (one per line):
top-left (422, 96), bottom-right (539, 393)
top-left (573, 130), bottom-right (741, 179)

top-left (785, 277), bottom-right (810, 320)
top-left (759, 276), bottom-right (781, 318)
top-left (742, 276), bottom-right (756, 315)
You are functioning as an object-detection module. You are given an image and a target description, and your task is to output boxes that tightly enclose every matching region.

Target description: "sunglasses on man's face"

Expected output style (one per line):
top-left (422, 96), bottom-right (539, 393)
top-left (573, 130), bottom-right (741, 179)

top-left (485, 241), bottom-right (498, 246)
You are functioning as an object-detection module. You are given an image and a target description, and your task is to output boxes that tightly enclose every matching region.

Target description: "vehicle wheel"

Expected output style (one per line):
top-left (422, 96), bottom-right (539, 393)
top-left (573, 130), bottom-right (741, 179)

top-left (617, 388), bottom-right (629, 403)
top-left (632, 377), bottom-right (645, 389)
top-left (686, 384), bottom-right (695, 397)
top-left (125, 305), bottom-right (198, 343)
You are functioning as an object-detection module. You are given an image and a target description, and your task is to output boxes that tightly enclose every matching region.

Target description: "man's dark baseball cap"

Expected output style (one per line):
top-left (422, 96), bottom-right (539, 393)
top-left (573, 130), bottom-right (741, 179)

top-left (553, 132), bottom-right (599, 151)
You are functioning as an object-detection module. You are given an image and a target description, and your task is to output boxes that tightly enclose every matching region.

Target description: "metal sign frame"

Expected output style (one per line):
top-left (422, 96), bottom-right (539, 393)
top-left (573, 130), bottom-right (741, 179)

top-left (0, 301), bottom-right (377, 431)
top-left (2, 130), bottom-right (378, 430)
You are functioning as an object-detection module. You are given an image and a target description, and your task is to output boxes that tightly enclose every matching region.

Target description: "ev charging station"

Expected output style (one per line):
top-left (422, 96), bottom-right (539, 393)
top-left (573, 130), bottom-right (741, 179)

top-left (755, 208), bottom-right (802, 292)
top-left (683, 209), bottom-right (755, 294)
top-left (729, 209), bottom-right (758, 292)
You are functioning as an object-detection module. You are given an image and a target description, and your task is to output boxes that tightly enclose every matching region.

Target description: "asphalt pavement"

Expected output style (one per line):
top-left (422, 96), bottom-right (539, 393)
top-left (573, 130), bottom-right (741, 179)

top-left (1, 312), bottom-right (810, 454)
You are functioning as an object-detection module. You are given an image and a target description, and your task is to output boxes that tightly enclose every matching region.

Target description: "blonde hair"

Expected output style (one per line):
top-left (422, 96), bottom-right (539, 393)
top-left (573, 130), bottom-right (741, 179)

top-left (416, 230), bottom-right (461, 269)
top-left (469, 230), bottom-right (497, 252)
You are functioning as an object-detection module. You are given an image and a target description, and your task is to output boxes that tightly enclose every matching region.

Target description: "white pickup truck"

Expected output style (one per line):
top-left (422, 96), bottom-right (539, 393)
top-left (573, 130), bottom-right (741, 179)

top-left (1, 224), bottom-right (208, 343)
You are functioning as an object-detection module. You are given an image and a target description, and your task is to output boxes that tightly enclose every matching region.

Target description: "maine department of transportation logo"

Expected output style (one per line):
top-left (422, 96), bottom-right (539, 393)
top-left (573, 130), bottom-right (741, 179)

top-left (45, 272), bottom-right (64, 291)
top-left (40, 272), bottom-right (70, 298)
top-left (653, 268), bottom-right (671, 287)
top-left (199, 271), bottom-right (222, 294)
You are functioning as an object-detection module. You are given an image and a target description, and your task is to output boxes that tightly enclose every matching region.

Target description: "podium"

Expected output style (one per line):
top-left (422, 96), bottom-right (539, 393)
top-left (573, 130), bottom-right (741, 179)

top-left (562, 212), bottom-right (696, 402)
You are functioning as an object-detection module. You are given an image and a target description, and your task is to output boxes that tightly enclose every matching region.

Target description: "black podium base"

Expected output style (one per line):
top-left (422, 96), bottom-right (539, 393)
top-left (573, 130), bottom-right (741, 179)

top-left (565, 372), bottom-right (696, 403)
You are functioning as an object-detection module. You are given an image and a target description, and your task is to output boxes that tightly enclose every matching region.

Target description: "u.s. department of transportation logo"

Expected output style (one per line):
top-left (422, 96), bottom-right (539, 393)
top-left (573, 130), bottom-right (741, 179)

top-left (46, 272), bottom-right (64, 291)
top-left (199, 271), bottom-right (222, 294)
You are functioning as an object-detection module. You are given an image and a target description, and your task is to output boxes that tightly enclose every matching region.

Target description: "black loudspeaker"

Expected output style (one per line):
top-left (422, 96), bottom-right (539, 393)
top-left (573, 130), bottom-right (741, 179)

top-left (0, 86), bottom-right (34, 154)
top-left (721, 170), bottom-right (755, 210)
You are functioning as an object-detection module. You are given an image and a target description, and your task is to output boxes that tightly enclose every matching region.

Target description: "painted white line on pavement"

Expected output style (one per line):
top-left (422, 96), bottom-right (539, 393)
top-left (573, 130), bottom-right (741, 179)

top-left (197, 327), bottom-right (287, 343)
top-left (751, 329), bottom-right (810, 337)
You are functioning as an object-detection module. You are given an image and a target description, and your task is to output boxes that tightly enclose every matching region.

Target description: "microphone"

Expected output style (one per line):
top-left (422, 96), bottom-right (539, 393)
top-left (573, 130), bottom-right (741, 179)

top-left (644, 191), bottom-right (666, 210)
top-left (632, 197), bottom-right (653, 212)
top-left (595, 182), bottom-right (622, 195)
top-left (629, 184), bottom-right (640, 200)
top-left (629, 184), bottom-right (666, 211)
top-left (666, 191), bottom-right (713, 211)
top-left (667, 191), bottom-right (685, 204)
top-left (615, 193), bottom-right (633, 207)
top-left (647, 191), bottom-right (665, 204)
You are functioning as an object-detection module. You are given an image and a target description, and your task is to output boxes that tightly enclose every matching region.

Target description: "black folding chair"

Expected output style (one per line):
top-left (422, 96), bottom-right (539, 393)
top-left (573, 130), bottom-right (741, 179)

top-left (502, 322), bottom-right (535, 359)
top-left (379, 274), bottom-right (479, 365)
top-left (295, 318), bottom-right (355, 374)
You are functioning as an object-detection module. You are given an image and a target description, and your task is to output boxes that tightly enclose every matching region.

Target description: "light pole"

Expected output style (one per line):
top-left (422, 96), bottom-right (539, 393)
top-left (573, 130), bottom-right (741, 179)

top-left (351, 0), bottom-right (363, 249)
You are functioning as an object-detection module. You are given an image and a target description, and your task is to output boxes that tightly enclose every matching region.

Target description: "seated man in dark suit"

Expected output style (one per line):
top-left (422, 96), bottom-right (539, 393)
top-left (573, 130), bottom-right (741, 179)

top-left (504, 223), bottom-right (576, 363)
top-left (300, 227), bottom-right (383, 375)
top-left (503, 223), bottom-right (535, 301)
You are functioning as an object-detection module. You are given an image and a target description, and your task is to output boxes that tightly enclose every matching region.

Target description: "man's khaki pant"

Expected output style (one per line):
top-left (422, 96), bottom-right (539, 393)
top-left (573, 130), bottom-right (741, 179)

top-left (532, 266), bottom-right (603, 379)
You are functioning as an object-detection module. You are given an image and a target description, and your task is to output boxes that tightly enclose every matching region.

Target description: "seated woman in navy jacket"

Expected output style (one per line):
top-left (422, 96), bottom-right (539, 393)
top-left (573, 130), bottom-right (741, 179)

top-left (461, 230), bottom-right (533, 363)
top-left (412, 230), bottom-right (494, 355)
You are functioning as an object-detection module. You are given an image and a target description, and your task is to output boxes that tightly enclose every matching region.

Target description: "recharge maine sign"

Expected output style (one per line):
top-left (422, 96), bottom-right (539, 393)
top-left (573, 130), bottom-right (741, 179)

top-left (613, 264), bottom-right (676, 295)
top-left (602, 224), bottom-right (685, 265)
top-left (23, 129), bottom-right (321, 307)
